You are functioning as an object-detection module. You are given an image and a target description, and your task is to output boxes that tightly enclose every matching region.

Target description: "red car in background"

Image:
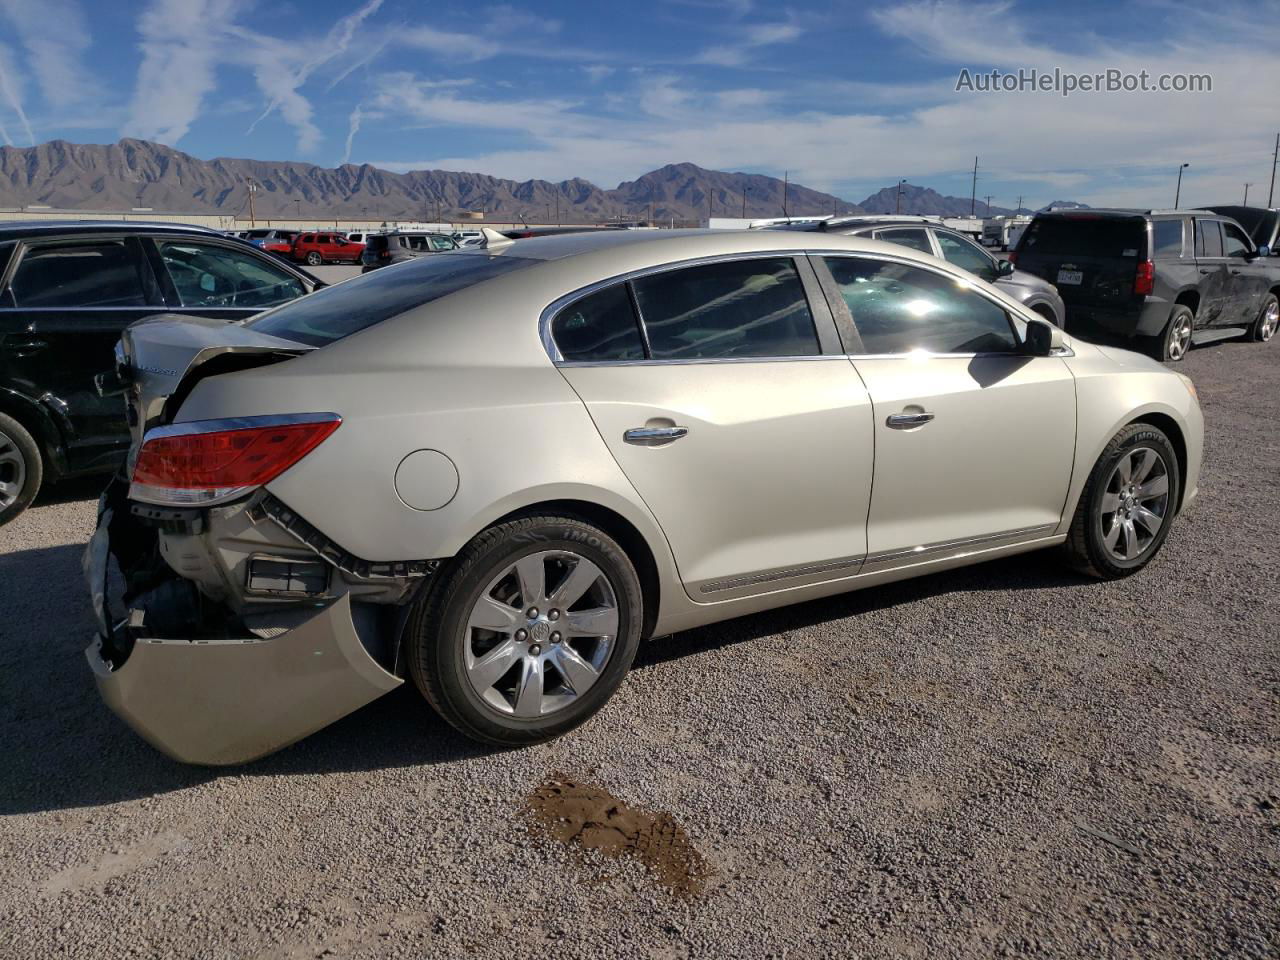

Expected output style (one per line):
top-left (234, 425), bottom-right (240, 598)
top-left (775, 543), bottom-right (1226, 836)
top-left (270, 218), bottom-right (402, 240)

top-left (292, 232), bottom-right (365, 266)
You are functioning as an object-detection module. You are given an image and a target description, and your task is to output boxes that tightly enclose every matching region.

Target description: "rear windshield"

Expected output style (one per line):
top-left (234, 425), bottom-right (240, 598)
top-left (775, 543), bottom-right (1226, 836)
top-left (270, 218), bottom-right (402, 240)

top-left (1020, 217), bottom-right (1146, 258)
top-left (245, 252), bottom-right (536, 346)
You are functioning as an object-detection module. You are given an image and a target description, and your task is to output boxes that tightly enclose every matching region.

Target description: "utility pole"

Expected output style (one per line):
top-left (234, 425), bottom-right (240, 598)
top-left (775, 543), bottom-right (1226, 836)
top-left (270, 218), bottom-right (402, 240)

top-left (1174, 162), bottom-right (1189, 208)
top-left (707, 189), bottom-right (712, 226)
top-left (984, 195), bottom-right (994, 215)
top-left (896, 178), bottom-right (905, 214)
top-left (247, 179), bottom-right (258, 226)
top-left (741, 188), bottom-right (746, 217)
top-left (1016, 195), bottom-right (1023, 214)
top-left (1243, 183), bottom-right (1253, 205)
top-left (782, 170), bottom-right (789, 218)
top-left (555, 193), bottom-right (560, 225)
top-left (1270, 133), bottom-right (1279, 206)
top-left (970, 156), bottom-right (978, 217)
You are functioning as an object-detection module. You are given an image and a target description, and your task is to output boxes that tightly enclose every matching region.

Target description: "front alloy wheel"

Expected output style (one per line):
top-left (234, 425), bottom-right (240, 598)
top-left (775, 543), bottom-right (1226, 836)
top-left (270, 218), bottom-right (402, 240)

top-left (1098, 447), bottom-right (1171, 562)
top-left (408, 515), bottom-right (643, 745)
top-left (0, 413), bottom-right (41, 527)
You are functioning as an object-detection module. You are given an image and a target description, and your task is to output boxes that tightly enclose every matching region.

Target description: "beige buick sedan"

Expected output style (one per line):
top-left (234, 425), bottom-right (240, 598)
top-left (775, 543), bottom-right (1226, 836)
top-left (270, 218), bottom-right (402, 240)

top-left (86, 229), bottom-right (1203, 764)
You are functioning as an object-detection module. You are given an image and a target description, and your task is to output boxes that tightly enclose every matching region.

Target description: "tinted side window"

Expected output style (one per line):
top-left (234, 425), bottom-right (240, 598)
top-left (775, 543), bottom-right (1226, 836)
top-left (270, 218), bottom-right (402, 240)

top-left (1222, 222), bottom-right (1252, 259)
top-left (632, 257), bottom-right (818, 360)
top-left (552, 283), bottom-right (646, 362)
top-left (823, 256), bottom-right (1017, 355)
top-left (1196, 220), bottom-right (1223, 258)
top-left (874, 228), bottom-right (932, 254)
top-left (1152, 220), bottom-right (1184, 257)
top-left (158, 241), bottom-right (306, 309)
top-left (934, 231), bottom-right (998, 282)
top-left (11, 239), bottom-right (151, 308)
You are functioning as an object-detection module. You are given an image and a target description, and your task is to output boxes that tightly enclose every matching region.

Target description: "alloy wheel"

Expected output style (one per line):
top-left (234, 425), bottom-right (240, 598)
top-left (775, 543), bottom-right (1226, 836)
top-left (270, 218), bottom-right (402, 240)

top-left (1168, 314), bottom-right (1193, 361)
top-left (1100, 446), bottom-right (1170, 561)
top-left (1261, 299), bottom-right (1279, 341)
top-left (463, 550), bottom-right (619, 718)
top-left (0, 428), bottom-right (27, 511)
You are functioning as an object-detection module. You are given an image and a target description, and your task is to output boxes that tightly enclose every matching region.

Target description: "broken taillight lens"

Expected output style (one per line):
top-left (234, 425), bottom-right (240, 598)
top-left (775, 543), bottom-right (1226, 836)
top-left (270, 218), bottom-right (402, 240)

top-left (130, 413), bottom-right (340, 506)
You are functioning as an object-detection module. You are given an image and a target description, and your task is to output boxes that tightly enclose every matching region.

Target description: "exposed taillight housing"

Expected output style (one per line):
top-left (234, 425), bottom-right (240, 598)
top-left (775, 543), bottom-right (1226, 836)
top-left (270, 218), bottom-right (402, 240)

top-left (1134, 260), bottom-right (1155, 296)
top-left (130, 413), bottom-right (341, 506)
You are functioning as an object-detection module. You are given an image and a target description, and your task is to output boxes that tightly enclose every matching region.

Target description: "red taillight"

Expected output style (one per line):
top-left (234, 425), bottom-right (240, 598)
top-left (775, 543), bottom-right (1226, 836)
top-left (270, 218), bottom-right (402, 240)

top-left (1007, 251), bottom-right (1017, 266)
top-left (131, 414), bottom-right (340, 505)
top-left (1134, 260), bottom-right (1155, 296)
top-left (378, 249), bottom-right (391, 259)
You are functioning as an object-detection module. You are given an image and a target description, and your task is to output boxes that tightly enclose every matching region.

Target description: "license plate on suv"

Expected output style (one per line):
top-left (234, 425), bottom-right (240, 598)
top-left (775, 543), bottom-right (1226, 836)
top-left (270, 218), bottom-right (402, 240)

top-left (1057, 269), bottom-right (1083, 285)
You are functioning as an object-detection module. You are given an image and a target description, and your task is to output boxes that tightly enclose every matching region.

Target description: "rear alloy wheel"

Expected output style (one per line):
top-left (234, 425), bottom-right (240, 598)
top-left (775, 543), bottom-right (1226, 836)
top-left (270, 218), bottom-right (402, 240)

top-left (408, 516), bottom-right (642, 745)
top-left (306, 251), bottom-right (323, 266)
top-left (0, 412), bottom-right (42, 527)
top-left (1063, 423), bottom-right (1181, 578)
top-left (1249, 293), bottom-right (1278, 342)
top-left (1152, 305), bottom-right (1194, 362)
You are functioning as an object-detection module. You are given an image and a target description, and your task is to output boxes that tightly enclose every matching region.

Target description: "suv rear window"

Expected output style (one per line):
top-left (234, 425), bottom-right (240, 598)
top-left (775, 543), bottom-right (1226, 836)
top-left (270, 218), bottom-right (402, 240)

top-left (1020, 217), bottom-right (1146, 258)
top-left (246, 252), bottom-right (536, 346)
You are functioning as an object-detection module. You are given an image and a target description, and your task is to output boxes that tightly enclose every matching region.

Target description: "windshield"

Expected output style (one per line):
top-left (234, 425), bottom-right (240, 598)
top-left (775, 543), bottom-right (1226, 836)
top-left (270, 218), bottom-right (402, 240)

top-left (1020, 217), bottom-right (1146, 258)
top-left (245, 251), bottom-right (537, 346)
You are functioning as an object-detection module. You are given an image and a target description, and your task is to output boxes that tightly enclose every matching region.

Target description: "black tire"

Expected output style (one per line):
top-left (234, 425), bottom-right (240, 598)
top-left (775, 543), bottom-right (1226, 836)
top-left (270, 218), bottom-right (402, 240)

top-left (407, 515), bottom-right (643, 746)
top-left (1062, 423), bottom-right (1181, 579)
top-left (1147, 305), bottom-right (1194, 362)
top-left (305, 251), bottom-right (323, 266)
top-left (1247, 293), bottom-right (1278, 342)
top-left (1031, 303), bottom-right (1059, 326)
top-left (0, 412), bottom-right (42, 527)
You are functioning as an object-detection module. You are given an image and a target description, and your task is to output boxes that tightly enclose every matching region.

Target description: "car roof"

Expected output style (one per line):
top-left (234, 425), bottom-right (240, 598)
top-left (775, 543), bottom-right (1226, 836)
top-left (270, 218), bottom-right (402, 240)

top-left (1032, 208), bottom-right (1211, 219)
top-left (0, 220), bottom-right (230, 241)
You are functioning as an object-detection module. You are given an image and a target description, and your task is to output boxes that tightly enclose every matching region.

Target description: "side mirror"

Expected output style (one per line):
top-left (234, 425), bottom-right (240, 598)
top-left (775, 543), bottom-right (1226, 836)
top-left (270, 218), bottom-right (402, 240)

top-left (1023, 316), bottom-right (1063, 357)
top-left (1255, 244), bottom-right (1271, 258)
top-left (997, 258), bottom-right (1015, 276)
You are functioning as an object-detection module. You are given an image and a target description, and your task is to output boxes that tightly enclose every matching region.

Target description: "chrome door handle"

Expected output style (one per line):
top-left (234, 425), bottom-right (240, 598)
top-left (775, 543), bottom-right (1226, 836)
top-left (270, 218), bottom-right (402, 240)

top-left (624, 426), bottom-right (688, 445)
top-left (886, 412), bottom-right (935, 429)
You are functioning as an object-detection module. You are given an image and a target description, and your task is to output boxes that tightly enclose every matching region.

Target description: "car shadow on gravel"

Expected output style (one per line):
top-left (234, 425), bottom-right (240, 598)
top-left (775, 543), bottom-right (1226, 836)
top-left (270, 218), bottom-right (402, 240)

top-left (634, 548), bottom-right (1090, 670)
top-left (1, 542), bottom-right (1089, 815)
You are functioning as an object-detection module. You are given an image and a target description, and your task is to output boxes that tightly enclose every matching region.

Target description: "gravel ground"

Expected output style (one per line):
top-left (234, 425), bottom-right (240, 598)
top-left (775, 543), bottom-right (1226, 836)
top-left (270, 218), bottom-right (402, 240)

top-left (1, 338), bottom-right (1277, 959)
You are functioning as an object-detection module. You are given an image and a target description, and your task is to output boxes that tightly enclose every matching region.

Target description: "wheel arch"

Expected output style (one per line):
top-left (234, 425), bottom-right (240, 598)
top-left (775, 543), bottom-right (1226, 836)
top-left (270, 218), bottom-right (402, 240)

top-left (0, 387), bottom-right (67, 480)
top-left (486, 498), bottom-right (663, 639)
top-left (1172, 287), bottom-right (1200, 314)
top-left (1127, 412), bottom-right (1188, 513)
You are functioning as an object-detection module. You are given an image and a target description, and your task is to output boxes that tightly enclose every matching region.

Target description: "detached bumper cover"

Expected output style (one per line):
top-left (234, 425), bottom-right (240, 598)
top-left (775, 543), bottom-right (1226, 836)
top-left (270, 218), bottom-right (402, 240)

top-left (85, 594), bottom-right (402, 766)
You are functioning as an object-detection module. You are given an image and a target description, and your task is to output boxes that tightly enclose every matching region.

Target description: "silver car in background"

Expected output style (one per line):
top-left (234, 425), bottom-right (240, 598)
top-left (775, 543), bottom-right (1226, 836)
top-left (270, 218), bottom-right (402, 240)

top-left (761, 215), bottom-right (1067, 326)
top-left (86, 229), bottom-right (1202, 764)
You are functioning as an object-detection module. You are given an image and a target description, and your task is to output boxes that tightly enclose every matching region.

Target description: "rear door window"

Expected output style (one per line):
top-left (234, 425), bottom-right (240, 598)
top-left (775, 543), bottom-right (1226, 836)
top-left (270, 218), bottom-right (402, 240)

top-left (10, 238), bottom-right (154, 308)
top-left (1195, 220), bottom-right (1224, 258)
top-left (934, 231), bottom-right (999, 282)
top-left (1152, 220), bottom-right (1185, 257)
top-left (552, 283), bottom-right (646, 362)
top-left (823, 256), bottom-right (1018, 355)
top-left (631, 257), bottom-right (819, 360)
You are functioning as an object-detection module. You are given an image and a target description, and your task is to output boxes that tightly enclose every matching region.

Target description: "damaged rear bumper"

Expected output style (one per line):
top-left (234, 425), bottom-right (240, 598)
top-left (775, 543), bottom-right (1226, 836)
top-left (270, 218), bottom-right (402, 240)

top-left (85, 594), bottom-right (401, 766)
top-left (83, 480), bottom-right (405, 766)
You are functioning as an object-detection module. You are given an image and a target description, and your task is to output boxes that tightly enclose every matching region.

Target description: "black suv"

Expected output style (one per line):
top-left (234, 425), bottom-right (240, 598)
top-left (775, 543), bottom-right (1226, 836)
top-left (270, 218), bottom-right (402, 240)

top-left (1012, 209), bottom-right (1279, 361)
top-left (0, 221), bottom-right (322, 525)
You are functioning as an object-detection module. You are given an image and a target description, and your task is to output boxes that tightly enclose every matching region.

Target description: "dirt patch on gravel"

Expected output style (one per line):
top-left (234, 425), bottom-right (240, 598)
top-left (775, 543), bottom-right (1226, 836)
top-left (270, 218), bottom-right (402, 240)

top-left (523, 776), bottom-right (709, 896)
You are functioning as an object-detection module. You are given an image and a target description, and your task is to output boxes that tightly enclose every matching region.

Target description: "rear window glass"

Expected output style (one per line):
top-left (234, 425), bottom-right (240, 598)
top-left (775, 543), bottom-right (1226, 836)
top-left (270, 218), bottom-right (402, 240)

top-left (1195, 220), bottom-right (1223, 258)
top-left (245, 252), bottom-right (535, 346)
top-left (1020, 217), bottom-right (1146, 258)
top-left (552, 283), bottom-right (646, 362)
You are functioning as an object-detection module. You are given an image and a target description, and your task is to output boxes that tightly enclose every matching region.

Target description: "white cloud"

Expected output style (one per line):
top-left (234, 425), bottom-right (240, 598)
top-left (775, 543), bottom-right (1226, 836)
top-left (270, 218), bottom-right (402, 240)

top-left (123, 0), bottom-right (244, 144)
top-left (695, 21), bottom-right (802, 66)
top-left (0, 0), bottom-right (91, 108)
top-left (343, 104), bottom-right (363, 164)
top-left (583, 65), bottom-right (616, 83)
top-left (0, 41), bottom-right (36, 145)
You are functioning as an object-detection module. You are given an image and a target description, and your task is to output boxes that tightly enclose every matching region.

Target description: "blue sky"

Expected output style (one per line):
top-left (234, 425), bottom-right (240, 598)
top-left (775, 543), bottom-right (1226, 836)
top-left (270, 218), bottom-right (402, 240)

top-left (0, 0), bottom-right (1276, 208)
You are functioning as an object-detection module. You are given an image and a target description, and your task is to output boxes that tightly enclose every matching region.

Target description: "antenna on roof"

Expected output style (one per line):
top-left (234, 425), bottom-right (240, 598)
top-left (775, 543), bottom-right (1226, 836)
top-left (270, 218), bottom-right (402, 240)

top-left (481, 227), bottom-right (513, 249)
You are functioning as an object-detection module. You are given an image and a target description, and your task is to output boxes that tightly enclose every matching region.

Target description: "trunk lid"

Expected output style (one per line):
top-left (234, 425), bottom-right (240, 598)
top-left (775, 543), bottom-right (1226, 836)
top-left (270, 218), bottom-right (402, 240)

top-left (120, 313), bottom-right (311, 451)
top-left (1015, 214), bottom-right (1148, 308)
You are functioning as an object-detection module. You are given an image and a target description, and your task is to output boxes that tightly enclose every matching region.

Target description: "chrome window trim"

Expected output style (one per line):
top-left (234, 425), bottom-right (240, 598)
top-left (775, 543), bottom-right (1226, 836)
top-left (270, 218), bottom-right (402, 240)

top-left (540, 250), bottom-right (827, 364)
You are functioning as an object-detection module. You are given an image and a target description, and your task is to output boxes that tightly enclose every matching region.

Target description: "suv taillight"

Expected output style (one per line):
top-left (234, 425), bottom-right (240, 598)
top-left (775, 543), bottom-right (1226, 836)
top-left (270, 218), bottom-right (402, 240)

top-left (130, 413), bottom-right (340, 506)
top-left (1134, 260), bottom-right (1155, 296)
top-left (1007, 251), bottom-right (1017, 266)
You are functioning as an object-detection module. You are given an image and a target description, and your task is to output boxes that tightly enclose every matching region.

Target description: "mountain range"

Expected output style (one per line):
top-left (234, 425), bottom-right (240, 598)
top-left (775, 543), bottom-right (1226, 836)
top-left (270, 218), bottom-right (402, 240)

top-left (0, 139), bottom-right (1081, 223)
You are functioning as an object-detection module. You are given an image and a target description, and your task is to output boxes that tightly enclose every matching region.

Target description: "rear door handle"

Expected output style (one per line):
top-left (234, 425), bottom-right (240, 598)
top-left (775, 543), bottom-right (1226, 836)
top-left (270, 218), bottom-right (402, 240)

top-left (624, 426), bottom-right (688, 445)
top-left (886, 412), bottom-right (935, 429)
